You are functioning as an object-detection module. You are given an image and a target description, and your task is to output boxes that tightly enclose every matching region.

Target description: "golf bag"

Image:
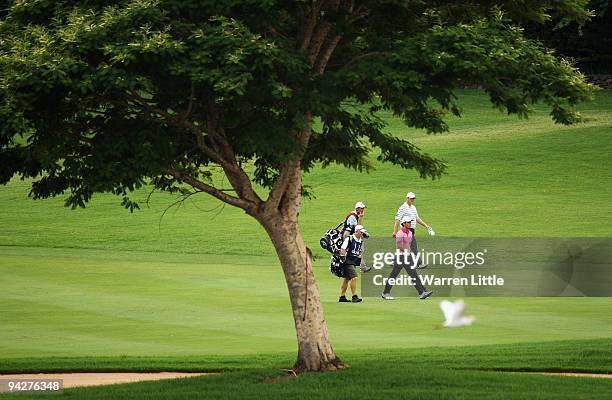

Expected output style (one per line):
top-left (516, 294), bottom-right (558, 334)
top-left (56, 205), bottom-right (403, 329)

top-left (330, 253), bottom-right (345, 278)
top-left (319, 221), bottom-right (344, 254)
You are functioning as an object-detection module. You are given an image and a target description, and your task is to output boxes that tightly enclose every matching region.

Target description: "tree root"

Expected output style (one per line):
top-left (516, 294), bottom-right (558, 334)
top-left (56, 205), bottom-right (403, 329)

top-left (290, 357), bottom-right (349, 375)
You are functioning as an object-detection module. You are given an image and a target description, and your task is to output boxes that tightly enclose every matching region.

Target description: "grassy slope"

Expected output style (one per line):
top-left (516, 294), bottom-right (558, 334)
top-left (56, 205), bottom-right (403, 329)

top-left (1, 91), bottom-right (611, 256)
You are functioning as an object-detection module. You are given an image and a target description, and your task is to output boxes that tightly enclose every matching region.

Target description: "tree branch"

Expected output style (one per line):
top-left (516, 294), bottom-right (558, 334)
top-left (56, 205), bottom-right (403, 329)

top-left (180, 81), bottom-right (196, 121)
top-left (314, 34), bottom-right (341, 75)
top-left (334, 51), bottom-right (388, 71)
top-left (265, 25), bottom-right (289, 41)
top-left (128, 90), bottom-right (263, 207)
top-left (347, 3), bottom-right (368, 24)
top-left (266, 159), bottom-right (295, 211)
top-left (306, 19), bottom-right (332, 65)
top-left (266, 114), bottom-right (313, 214)
top-left (299, 1), bottom-right (322, 51)
top-left (126, 90), bottom-right (227, 168)
top-left (204, 99), bottom-right (263, 204)
top-left (165, 168), bottom-right (253, 211)
top-left (308, 0), bottom-right (363, 74)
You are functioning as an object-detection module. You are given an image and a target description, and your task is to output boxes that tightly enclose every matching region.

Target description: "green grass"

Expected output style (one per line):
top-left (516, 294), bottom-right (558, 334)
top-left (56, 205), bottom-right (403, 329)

top-left (3, 338), bottom-right (612, 374)
top-left (1, 90), bottom-right (611, 256)
top-left (1, 90), bottom-right (612, 398)
top-left (2, 246), bottom-right (612, 359)
top-left (2, 340), bottom-right (612, 399)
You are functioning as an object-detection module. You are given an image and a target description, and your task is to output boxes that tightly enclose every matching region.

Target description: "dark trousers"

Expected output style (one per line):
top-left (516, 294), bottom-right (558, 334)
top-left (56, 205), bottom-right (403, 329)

top-left (383, 260), bottom-right (426, 295)
top-left (409, 228), bottom-right (423, 267)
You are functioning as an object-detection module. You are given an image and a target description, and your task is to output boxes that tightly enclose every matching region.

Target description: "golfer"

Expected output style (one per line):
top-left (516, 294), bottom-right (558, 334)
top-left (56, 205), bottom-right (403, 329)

top-left (392, 192), bottom-right (435, 268)
top-left (338, 224), bottom-right (368, 303)
top-left (382, 216), bottom-right (433, 300)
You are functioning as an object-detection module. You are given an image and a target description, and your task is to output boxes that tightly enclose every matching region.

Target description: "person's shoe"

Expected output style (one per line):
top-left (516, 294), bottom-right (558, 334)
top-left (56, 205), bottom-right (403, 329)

top-left (381, 293), bottom-right (395, 300)
top-left (360, 265), bottom-right (372, 273)
top-left (339, 295), bottom-right (351, 303)
top-left (416, 263), bottom-right (428, 269)
top-left (419, 290), bottom-right (433, 300)
top-left (351, 295), bottom-right (363, 303)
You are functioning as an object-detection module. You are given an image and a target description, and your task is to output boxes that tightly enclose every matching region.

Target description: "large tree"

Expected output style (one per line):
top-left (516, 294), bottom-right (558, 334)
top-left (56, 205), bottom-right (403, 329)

top-left (0, 0), bottom-right (594, 372)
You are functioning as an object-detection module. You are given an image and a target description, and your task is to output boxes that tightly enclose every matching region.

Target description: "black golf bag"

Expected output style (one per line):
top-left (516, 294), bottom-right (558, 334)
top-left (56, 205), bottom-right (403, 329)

top-left (319, 221), bottom-right (344, 254)
top-left (320, 221), bottom-right (346, 277)
top-left (321, 212), bottom-right (365, 277)
top-left (330, 253), bottom-right (345, 278)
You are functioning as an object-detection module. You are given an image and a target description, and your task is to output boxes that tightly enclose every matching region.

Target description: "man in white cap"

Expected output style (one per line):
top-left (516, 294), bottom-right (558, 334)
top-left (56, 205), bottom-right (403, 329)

top-left (392, 192), bottom-right (435, 269)
top-left (343, 201), bottom-right (371, 273)
top-left (382, 216), bottom-right (432, 300)
top-left (343, 201), bottom-right (366, 237)
top-left (338, 224), bottom-right (368, 302)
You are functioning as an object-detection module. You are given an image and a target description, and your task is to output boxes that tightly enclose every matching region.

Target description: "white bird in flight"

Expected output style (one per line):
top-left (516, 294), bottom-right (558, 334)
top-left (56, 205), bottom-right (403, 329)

top-left (440, 299), bottom-right (475, 327)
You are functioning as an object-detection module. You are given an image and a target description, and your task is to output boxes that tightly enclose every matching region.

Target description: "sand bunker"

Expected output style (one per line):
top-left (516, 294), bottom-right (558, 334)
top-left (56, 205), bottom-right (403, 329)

top-left (0, 372), bottom-right (209, 388)
top-left (535, 372), bottom-right (612, 379)
top-left (4, 370), bottom-right (610, 389)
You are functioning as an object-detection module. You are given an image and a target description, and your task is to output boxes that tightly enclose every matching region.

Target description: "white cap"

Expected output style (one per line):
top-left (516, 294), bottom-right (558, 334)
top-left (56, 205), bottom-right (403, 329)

top-left (355, 201), bottom-right (366, 209)
top-left (406, 192), bottom-right (416, 199)
top-left (400, 215), bottom-right (413, 225)
top-left (355, 225), bottom-right (368, 235)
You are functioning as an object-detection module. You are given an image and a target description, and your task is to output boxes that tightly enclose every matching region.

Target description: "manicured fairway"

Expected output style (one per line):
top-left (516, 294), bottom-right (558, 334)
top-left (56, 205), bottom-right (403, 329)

top-left (1, 90), bottom-right (611, 399)
top-left (1, 246), bottom-right (612, 359)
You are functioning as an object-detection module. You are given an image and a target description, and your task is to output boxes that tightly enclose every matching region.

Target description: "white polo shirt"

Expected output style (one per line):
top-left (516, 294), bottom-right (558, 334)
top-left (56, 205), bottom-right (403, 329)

top-left (341, 234), bottom-right (362, 249)
top-left (346, 213), bottom-right (358, 229)
top-left (395, 203), bottom-right (418, 229)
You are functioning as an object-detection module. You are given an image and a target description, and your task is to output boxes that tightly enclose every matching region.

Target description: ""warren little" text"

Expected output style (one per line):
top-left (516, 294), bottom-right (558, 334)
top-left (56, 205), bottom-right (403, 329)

top-left (373, 274), bottom-right (505, 286)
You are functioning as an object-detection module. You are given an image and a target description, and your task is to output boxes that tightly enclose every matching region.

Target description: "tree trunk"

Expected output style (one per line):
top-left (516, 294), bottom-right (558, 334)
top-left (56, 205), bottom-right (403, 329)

top-left (260, 215), bottom-right (347, 373)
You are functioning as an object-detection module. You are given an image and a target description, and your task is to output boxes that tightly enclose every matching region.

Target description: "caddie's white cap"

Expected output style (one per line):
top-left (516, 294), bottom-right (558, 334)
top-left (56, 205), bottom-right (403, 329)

top-left (400, 215), bottom-right (413, 225)
top-left (355, 225), bottom-right (368, 234)
top-left (406, 192), bottom-right (416, 198)
top-left (355, 201), bottom-right (366, 209)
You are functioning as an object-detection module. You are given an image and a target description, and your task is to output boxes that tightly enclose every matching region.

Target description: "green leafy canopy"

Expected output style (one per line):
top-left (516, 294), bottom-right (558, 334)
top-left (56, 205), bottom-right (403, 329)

top-left (0, 0), bottom-right (595, 210)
